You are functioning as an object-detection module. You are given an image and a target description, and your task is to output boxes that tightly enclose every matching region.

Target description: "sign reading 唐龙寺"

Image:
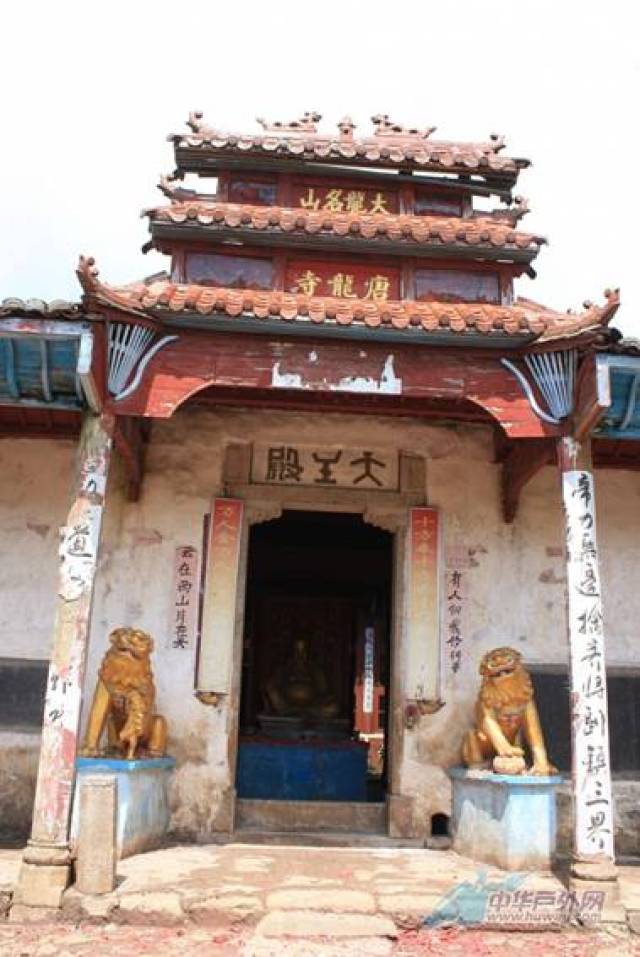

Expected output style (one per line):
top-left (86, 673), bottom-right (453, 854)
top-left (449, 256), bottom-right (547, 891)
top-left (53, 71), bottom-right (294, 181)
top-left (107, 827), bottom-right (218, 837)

top-left (251, 445), bottom-right (399, 491)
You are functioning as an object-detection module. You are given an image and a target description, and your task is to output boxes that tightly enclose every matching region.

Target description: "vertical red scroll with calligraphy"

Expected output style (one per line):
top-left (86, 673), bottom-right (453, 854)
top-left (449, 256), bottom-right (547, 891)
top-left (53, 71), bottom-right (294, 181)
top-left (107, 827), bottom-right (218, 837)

top-left (406, 508), bottom-right (441, 702)
top-left (196, 499), bottom-right (244, 697)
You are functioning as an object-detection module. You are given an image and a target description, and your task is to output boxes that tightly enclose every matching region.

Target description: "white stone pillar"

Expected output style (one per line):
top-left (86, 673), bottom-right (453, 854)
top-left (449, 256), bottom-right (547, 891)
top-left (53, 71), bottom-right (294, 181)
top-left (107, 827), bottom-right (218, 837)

top-left (558, 437), bottom-right (616, 885)
top-left (17, 413), bottom-right (114, 908)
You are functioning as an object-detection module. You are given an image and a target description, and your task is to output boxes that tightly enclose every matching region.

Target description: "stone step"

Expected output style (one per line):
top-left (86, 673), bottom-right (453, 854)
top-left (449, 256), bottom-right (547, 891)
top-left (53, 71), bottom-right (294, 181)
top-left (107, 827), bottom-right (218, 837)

top-left (236, 798), bottom-right (386, 834)
top-left (256, 910), bottom-right (398, 939)
top-left (232, 828), bottom-right (423, 849)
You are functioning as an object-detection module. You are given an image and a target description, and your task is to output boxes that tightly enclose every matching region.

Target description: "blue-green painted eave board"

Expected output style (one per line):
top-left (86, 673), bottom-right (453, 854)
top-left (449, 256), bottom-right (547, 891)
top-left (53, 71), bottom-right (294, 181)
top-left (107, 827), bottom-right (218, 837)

top-left (596, 364), bottom-right (640, 440)
top-left (0, 336), bottom-right (83, 407)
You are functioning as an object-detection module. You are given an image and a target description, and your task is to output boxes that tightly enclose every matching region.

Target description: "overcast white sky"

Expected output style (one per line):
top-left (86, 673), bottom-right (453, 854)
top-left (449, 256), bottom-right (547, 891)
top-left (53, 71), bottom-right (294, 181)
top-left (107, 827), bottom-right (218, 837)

top-left (1, 0), bottom-right (638, 336)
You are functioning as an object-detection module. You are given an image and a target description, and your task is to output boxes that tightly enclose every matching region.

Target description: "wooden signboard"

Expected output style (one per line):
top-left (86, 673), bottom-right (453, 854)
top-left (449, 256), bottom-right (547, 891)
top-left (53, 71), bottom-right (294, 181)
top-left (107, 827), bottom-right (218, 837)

top-left (196, 499), bottom-right (244, 696)
top-left (406, 507), bottom-right (441, 701)
top-left (291, 182), bottom-right (398, 215)
top-left (285, 258), bottom-right (401, 301)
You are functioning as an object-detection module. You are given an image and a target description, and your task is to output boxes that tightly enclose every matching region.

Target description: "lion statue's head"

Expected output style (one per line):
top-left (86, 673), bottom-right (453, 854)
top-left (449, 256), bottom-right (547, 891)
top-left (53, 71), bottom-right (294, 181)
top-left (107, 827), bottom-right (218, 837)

top-left (478, 646), bottom-right (533, 710)
top-left (108, 627), bottom-right (154, 659)
top-left (99, 627), bottom-right (155, 695)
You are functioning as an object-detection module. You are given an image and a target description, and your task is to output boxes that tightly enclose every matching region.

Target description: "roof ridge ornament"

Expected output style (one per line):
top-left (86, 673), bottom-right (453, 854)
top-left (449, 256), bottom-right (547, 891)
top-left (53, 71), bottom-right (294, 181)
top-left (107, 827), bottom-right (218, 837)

top-left (77, 254), bottom-right (101, 292)
top-left (371, 114), bottom-right (437, 139)
top-left (157, 173), bottom-right (187, 202)
top-left (256, 111), bottom-right (322, 135)
top-left (511, 195), bottom-right (529, 222)
top-left (475, 196), bottom-right (531, 227)
top-left (337, 116), bottom-right (356, 140)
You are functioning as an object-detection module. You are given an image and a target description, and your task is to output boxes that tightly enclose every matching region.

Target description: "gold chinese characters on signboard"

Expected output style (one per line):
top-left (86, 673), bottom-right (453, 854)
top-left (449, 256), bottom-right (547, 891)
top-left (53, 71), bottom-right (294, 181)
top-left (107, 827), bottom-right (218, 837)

top-left (298, 187), bottom-right (390, 215)
top-left (252, 445), bottom-right (399, 491)
top-left (294, 269), bottom-right (391, 302)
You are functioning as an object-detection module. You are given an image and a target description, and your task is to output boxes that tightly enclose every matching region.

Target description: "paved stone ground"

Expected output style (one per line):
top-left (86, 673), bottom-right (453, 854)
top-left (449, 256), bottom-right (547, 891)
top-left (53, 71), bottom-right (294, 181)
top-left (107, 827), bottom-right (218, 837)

top-left (2, 843), bottom-right (640, 954)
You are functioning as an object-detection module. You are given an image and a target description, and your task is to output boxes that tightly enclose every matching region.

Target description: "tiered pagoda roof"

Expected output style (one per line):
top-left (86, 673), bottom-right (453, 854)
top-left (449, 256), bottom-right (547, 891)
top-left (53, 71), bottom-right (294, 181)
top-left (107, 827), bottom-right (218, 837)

top-left (77, 111), bottom-right (620, 352)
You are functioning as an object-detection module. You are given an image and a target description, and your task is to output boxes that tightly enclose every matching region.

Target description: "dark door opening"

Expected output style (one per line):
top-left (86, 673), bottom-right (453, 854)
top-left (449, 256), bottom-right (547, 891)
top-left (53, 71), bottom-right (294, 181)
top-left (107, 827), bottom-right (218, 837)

top-left (236, 510), bottom-right (392, 803)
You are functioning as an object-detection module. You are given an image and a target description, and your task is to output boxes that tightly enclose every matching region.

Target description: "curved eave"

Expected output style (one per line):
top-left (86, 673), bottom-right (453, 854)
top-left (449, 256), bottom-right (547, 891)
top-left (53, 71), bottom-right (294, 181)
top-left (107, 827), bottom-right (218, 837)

top-left (172, 143), bottom-right (525, 188)
top-left (77, 256), bottom-right (619, 354)
top-left (155, 309), bottom-right (539, 349)
top-left (148, 219), bottom-right (541, 266)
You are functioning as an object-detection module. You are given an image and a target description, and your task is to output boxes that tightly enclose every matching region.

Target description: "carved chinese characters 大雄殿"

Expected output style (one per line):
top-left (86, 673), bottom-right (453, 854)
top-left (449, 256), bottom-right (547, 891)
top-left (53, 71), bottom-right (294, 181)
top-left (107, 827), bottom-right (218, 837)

top-left (80, 628), bottom-right (167, 760)
top-left (462, 647), bottom-right (556, 776)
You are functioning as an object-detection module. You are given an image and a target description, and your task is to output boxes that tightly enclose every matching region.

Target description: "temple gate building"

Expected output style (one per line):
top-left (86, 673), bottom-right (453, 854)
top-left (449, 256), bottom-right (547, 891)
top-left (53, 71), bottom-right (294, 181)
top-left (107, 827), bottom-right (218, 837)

top-left (2, 110), bottom-right (640, 905)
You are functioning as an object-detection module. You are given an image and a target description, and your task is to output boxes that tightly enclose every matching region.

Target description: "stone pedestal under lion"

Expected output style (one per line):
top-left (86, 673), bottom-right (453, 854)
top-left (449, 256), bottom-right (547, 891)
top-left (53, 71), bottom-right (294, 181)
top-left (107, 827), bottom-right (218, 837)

top-left (73, 628), bottom-right (173, 860)
top-left (451, 647), bottom-right (562, 871)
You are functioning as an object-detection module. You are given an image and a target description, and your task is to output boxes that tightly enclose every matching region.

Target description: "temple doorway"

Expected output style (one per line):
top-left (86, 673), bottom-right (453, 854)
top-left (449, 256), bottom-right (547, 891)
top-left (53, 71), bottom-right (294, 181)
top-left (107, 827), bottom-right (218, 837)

top-left (236, 510), bottom-right (392, 804)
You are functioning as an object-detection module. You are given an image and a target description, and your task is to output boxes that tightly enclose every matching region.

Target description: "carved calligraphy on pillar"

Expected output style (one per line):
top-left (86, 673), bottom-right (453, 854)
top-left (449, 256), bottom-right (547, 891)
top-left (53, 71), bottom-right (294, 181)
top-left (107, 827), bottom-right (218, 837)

top-left (28, 414), bottom-right (113, 858)
top-left (58, 510), bottom-right (102, 602)
top-left (562, 470), bottom-right (614, 861)
top-left (167, 546), bottom-right (199, 650)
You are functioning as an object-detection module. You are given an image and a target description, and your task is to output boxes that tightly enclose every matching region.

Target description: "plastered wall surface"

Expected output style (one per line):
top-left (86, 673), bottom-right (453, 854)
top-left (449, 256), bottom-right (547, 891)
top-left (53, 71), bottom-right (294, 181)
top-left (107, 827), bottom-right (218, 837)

top-left (1, 411), bottom-right (640, 845)
top-left (0, 438), bottom-right (76, 660)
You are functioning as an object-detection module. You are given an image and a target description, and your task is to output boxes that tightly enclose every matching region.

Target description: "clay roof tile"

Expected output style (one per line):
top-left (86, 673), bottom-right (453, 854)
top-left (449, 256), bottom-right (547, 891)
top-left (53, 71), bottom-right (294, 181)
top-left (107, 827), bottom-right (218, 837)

top-left (148, 200), bottom-right (545, 254)
top-left (76, 257), bottom-right (619, 346)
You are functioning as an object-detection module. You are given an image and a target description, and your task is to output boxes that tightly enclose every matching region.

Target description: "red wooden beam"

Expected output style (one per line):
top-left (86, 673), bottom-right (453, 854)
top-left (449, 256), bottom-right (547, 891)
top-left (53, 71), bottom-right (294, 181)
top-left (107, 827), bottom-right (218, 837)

top-left (501, 438), bottom-right (556, 523)
top-left (0, 407), bottom-right (81, 440)
top-left (113, 416), bottom-right (149, 502)
top-left (107, 329), bottom-right (558, 439)
top-left (592, 437), bottom-right (640, 471)
top-left (188, 384), bottom-right (494, 423)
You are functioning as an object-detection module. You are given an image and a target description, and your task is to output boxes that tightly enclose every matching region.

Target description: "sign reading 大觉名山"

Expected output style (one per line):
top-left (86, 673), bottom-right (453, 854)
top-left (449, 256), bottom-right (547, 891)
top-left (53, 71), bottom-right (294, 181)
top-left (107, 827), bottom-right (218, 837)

top-left (251, 444), bottom-right (399, 491)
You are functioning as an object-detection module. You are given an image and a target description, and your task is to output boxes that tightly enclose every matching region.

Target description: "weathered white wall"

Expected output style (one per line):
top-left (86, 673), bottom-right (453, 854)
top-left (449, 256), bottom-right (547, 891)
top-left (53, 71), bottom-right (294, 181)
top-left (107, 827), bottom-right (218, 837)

top-left (2, 413), bottom-right (640, 846)
top-left (0, 438), bottom-right (76, 659)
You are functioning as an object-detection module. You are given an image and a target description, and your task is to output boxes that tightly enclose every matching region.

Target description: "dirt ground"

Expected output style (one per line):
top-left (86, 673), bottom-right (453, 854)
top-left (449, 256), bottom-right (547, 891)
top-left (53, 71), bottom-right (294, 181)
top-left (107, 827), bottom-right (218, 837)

top-left (3, 843), bottom-right (640, 955)
top-left (0, 922), bottom-right (637, 957)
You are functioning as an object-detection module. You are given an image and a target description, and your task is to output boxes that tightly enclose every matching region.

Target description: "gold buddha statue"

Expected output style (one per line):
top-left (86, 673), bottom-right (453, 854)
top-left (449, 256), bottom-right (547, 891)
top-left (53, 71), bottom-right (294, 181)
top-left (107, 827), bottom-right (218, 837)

top-left (263, 636), bottom-right (339, 719)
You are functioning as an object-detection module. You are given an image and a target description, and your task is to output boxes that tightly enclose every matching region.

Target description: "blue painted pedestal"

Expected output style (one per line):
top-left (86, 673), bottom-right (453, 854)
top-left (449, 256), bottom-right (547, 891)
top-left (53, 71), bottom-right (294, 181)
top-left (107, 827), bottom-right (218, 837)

top-left (71, 757), bottom-right (176, 859)
top-left (449, 767), bottom-right (563, 871)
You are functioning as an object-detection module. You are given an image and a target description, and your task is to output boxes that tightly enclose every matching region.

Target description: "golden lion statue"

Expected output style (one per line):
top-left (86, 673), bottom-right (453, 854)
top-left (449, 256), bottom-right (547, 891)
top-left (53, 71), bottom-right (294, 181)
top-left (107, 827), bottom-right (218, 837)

top-left (80, 628), bottom-right (167, 761)
top-left (462, 646), bottom-right (556, 776)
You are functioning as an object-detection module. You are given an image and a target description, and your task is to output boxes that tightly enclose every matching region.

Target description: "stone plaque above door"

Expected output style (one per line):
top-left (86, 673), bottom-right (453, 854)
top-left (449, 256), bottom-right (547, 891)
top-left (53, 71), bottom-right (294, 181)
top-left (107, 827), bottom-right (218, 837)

top-left (251, 444), bottom-right (399, 492)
